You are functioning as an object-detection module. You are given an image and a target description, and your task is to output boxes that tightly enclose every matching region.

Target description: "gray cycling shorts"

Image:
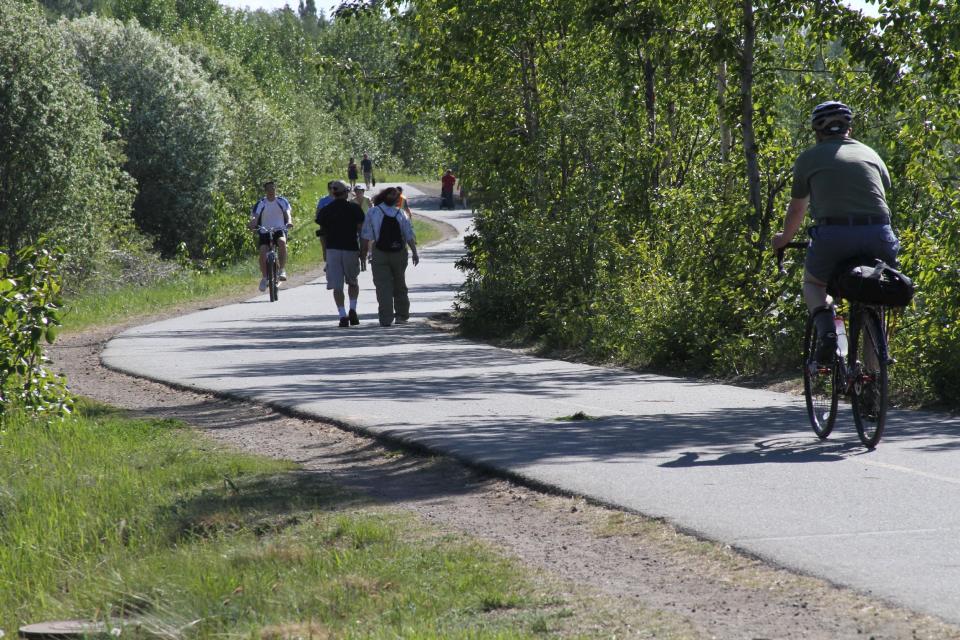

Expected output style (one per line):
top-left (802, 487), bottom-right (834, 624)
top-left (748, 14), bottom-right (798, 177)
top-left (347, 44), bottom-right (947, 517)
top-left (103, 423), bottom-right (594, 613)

top-left (325, 248), bottom-right (361, 290)
top-left (805, 224), bottom-right (899, 283)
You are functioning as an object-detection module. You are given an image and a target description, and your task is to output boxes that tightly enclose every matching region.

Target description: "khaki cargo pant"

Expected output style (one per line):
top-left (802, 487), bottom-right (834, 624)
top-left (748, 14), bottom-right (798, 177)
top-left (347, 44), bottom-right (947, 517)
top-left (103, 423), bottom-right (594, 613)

top-left (371, 248), bottom-right (409, 326)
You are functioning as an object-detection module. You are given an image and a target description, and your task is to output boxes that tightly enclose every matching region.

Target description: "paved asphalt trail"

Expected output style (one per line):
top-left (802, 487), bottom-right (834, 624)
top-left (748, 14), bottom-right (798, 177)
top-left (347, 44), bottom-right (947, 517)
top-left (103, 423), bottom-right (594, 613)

top-left (104, 184), bottom-right (960, 624)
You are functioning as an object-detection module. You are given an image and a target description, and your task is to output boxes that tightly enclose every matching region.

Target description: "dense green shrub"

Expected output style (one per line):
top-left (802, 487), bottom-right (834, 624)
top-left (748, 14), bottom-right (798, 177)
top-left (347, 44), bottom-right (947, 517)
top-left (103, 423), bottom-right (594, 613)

top-left (176, 40), bottom-right (305, 264)
top-left (0, 245), bottom-right (70, 416)
top-left (0, 0), bottom-right (134, 284)
top-left (62, 15), bottom-right (230, 258)
top-left (415, 0), bottom-right (960, 405)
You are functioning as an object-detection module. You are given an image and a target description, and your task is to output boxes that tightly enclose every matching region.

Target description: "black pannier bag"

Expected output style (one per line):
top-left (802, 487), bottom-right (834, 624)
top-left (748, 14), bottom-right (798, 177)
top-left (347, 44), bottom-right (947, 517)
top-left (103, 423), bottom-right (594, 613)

top-left (828, 257), bottom-right (915, 307)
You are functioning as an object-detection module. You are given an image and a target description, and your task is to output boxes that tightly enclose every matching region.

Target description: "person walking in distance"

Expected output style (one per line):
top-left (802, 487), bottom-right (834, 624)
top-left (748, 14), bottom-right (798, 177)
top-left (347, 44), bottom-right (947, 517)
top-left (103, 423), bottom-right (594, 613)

top-left (441, 169), bottom-right (456, 209)
top-left (248, 180), bottom-right (293, 292)
top-left (347, 157), bottom-right (359, 189)
top-left (317, 180), bottom-right (366, 327)
top-left (361, 186), bottom-right (419, 326)
top-left (361, 153), bottom-right (374, 189)
top-left (396, 186), bottom-right (414, 221)
top-left (351, 183), bottom-right (372, 213)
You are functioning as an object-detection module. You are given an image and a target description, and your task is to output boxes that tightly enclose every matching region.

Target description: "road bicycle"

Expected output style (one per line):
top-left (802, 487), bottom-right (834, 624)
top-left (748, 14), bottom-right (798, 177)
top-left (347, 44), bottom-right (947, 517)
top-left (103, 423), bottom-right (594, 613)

top-left (778, 242), bottom-right (894, 448)
top-left (258, 225), bottom-right (287, 302)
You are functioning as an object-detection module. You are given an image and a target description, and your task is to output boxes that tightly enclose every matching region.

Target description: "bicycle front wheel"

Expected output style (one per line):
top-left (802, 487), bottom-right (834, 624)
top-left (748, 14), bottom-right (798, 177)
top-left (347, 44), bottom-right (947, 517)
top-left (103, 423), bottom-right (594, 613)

top-left (268, 253), bottom-right (279, 302)
top-left (803, 313), bottom-right (838, 439)
top-left (849, 308), bottom-right (888, 448)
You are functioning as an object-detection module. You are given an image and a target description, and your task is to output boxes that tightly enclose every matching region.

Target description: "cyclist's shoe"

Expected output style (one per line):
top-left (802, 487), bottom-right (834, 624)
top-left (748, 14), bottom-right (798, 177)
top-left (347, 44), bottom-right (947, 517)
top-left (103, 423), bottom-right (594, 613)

top-left (394, 316), bottom-right (409, 325)
top-left (338, 317), bottom-right (350, 328)
top-left (348, 309), bottom-right (360, 325)
top-left (815, 331), bottom-right (838, 364)
top-left (258, 277), bottom-right (268, 292)
top-left (278, 270), bottom-right (288, 281)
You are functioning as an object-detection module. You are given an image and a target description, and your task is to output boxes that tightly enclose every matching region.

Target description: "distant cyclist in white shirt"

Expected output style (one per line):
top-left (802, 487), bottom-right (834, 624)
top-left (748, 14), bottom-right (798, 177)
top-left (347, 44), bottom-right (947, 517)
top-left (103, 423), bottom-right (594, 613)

top-left (248, 180), bottom-right (293, 292)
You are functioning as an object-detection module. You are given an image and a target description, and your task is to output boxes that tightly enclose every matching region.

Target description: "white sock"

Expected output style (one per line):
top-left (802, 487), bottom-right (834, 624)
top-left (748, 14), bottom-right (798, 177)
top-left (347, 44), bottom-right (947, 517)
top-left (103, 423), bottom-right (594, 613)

top-left (337, 305), bottom-right (346, 318)
top-left (349, 298), bottom-right (358, 311)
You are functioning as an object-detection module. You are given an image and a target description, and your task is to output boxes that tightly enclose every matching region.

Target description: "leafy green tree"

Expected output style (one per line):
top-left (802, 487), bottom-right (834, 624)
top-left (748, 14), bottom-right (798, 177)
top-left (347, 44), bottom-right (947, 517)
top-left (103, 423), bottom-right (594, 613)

top-left (62, 15), bottom-right (230, 258)
top-left (177, 39), bottom-right (304, 264)
top-left (411, 0), bottom-right (960, 406)
top-left (0, 0), bottom-right (134, 284)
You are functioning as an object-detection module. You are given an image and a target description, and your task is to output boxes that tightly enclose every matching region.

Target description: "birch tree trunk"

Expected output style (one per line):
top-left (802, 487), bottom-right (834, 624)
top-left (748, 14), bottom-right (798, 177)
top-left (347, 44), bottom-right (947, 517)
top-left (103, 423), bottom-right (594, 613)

top-left (740, 0), bottom-right (763, 235)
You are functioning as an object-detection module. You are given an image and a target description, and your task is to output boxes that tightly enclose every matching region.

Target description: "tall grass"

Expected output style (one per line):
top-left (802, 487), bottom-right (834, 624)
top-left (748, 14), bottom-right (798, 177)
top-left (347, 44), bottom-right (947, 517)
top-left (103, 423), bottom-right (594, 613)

top-left (0, 403), bottom-right (559, 638)
top-left (0, 402), bottom-right (293, 631)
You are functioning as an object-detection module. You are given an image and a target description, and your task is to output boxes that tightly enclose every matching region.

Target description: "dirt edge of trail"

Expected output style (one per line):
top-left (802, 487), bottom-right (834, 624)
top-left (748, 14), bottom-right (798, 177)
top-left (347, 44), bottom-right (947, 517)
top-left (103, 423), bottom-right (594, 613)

top-left (48, 212), bottom-right (960, 639)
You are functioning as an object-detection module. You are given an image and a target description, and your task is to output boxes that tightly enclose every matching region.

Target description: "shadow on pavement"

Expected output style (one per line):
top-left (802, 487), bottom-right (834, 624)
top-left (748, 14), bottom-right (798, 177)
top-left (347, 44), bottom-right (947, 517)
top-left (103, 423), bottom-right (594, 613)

top-left (119, 311), bottom-right (960, 464)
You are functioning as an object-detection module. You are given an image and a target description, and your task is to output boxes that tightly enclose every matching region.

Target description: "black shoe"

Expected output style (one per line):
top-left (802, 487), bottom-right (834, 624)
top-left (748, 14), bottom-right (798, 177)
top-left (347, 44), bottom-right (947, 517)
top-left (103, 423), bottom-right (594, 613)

top-left (348, 309), bottom-right (360, 325)
top-left (815, 331), bottom-right (838, 364)
top-left (338, 317), bottom-right (349, 328)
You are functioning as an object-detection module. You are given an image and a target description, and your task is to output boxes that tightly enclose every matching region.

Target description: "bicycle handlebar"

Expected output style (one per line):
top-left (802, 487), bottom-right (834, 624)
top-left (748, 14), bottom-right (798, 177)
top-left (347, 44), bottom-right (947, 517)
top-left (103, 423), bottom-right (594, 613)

top-left (776, 241), bottom-right (810, 275)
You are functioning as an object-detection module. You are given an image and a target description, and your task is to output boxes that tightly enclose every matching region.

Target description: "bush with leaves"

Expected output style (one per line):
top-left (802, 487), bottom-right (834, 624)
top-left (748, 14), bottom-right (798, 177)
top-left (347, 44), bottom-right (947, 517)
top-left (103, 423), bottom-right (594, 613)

top-left (414, 0), bottom-right (960, 407)
top-left (0, 245), bottom-right (70, 417)
top-left (176, 40), bottom-right (306, 264)
top-left (62, 15), bottom-right (230, 259)
top-left (0, 0), bottom-right (135, 287)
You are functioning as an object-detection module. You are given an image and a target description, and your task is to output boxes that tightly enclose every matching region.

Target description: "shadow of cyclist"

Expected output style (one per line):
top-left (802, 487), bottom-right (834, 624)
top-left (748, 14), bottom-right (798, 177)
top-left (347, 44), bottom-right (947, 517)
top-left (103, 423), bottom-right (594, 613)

top-left (660, 438), bottom-right (864, 468)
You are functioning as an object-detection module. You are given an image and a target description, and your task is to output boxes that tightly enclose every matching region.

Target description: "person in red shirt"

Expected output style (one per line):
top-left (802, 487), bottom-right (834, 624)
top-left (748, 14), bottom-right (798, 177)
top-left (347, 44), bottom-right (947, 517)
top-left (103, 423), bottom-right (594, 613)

top-left (441, 169), bottom-right (457, 209)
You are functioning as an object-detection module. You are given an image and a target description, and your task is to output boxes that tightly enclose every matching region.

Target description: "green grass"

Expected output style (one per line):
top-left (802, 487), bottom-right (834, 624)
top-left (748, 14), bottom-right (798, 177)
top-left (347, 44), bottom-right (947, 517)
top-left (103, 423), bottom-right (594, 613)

top-left (62, 175), bottom-right (444, 332)
top-left (0, 402), bottom-right (565, 639)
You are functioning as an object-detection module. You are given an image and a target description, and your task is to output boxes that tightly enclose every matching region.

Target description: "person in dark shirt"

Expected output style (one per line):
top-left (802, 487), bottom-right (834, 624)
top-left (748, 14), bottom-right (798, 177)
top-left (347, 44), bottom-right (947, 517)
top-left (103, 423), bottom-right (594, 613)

top-left (347, 158), bottom-right (358, 189)
top-left (317, 180), bottom-right (367, 327)
top-left (360, 153), bottom-right (374, 189)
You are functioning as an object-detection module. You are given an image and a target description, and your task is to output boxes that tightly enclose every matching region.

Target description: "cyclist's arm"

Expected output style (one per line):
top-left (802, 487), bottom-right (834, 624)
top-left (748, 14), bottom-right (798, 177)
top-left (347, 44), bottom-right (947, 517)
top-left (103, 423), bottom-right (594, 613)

top-left (772, 196), bottom-right (808, 249)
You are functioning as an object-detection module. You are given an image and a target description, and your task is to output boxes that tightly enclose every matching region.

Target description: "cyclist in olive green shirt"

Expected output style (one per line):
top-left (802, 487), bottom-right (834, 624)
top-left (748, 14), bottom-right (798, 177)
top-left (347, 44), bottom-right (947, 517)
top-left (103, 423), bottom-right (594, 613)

top-left (772, 101), bottom-right (899, 362)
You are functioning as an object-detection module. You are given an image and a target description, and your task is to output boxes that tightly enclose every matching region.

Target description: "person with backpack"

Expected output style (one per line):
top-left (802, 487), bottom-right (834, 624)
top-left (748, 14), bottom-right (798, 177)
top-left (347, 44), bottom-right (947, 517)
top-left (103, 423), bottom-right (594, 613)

top-left (248, 180), bottom-right (293, 292)
top-left (361, 186), bottom-right (419, 326)
top-left (317, 180), bottom-right (366, 327)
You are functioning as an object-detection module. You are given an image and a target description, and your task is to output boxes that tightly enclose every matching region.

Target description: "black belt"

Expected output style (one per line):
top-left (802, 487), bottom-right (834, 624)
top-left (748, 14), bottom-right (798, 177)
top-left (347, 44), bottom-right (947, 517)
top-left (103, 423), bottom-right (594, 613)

top-left (817, 215), bottom-right (890, 226)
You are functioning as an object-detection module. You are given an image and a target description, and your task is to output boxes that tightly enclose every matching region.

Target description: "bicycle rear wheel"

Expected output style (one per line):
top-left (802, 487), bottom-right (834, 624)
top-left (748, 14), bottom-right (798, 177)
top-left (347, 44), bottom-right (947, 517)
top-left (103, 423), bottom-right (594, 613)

top-left (849, 308), bottom-right (888, 448)
top-left (803, 313), bottom-right (838, 439)
top-left (268, 253), bottom-right (279, 302)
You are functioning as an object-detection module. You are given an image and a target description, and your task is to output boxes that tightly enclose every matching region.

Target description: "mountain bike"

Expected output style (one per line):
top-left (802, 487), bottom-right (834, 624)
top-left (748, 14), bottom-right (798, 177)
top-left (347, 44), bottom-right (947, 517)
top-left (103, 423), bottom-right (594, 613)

top-left (258, 226), bottom-right (287, 302)
top-left (777, 242), bottom-right (892, 448)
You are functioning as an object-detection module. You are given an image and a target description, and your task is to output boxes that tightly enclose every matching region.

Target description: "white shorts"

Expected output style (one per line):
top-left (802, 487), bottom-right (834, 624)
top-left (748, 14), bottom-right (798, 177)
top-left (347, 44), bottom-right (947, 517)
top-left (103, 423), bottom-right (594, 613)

top-left (325, 248), bottom-right (360, 290)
